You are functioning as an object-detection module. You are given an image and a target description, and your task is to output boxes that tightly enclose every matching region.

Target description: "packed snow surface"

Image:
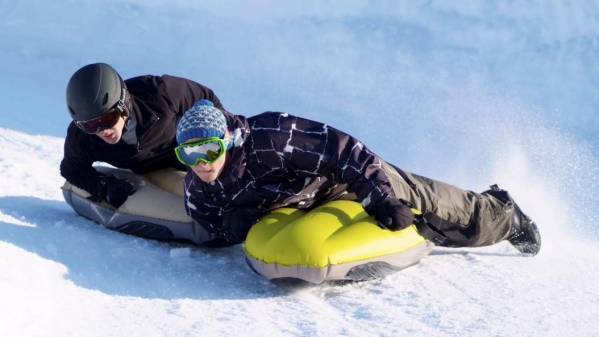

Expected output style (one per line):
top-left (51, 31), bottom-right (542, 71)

top-left (1, 1), bottom-right (598, 336)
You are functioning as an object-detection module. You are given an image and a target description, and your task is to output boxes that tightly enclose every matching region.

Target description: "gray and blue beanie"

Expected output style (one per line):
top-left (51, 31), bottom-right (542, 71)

top-left (176, 99), bottom-right (227, 144)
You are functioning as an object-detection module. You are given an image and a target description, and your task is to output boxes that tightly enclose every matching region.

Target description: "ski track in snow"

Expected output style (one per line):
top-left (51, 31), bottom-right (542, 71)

top-left (1, 128), bottom-right (599, 337)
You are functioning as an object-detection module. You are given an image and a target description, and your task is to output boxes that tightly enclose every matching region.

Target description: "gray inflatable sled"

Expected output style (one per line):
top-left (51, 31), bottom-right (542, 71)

top-left (62, 167), bottom-right (213, 244)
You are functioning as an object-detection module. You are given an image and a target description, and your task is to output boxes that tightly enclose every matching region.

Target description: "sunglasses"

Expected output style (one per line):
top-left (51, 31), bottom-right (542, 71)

top-left (75, 88), bottom-right (128, 134)
top-left (175, 137), bottom-right (230, 167)
top-left (75, 108), bottom-right (123, 134)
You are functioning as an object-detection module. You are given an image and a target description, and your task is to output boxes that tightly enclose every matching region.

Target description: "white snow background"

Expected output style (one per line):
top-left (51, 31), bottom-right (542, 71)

top-left (1, 1), bottom-right (598, 336)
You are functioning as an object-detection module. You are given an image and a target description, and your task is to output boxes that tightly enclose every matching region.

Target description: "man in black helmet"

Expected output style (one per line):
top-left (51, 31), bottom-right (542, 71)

top-left (61, 63), bottom-right (225, 208)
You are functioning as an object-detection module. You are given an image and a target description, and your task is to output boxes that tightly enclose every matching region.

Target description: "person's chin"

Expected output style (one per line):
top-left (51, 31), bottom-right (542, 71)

top-left (194, 170), bottom-right (217, 183)
top-left (199, 174), bottom-right (218, 183)
top-left (100, 133), bottom-right (121, 144)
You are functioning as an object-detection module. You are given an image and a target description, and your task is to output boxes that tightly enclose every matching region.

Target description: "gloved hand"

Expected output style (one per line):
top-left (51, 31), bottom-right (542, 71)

top-left (97, 176), bottom-right (135, 209)
top-left (222, 207), bottom-right (266, 244)
top-left (374, 197), bottom-right (415, 231)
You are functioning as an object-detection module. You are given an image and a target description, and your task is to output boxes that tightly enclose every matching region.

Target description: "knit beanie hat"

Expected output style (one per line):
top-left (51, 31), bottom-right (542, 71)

top-left (176, 99), bottom-right (227, 144)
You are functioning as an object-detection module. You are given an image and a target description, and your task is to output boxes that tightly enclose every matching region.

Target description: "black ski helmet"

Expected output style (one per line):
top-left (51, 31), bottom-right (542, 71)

top-left (66, 63), bottom-right (126, 121)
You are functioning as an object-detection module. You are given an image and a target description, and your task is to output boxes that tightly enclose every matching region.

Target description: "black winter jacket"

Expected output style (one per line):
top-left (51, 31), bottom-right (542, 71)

top-left (60, 75), bottom-right (224, 198)
top-left (183, 111), bottom-right (396, 244)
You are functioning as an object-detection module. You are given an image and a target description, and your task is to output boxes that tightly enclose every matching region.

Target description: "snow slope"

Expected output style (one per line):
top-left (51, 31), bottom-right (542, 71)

top-left (1, 1), bottom-right (599, 336)
top-left (1, 127), bottom-right (598, 336)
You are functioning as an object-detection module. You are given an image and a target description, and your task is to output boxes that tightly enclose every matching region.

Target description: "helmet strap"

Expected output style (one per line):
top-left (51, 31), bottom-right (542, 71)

top-left (116, 86), bottom-right (130, 118)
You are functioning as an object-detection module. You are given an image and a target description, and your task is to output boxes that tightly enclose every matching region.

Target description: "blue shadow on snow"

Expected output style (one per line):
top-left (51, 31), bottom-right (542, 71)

top-left (0, 196), bottom-right (285, 300)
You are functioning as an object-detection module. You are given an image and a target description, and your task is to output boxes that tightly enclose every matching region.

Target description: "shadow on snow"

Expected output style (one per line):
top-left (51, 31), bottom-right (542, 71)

top-left (0, 196), bottom-right (286, 301)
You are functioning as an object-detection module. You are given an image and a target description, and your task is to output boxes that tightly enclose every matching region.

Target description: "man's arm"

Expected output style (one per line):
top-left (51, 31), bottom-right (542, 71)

top-left (60, 124), bottom-right (104, 197)
top-left (250, 112), bottom-right (392, 210)
top-left (251, 112), bottom-right (414, 230)
top-left (182, 173), bottom-right (244, 246)
top-left (60, 124), bottom-right (134, 207)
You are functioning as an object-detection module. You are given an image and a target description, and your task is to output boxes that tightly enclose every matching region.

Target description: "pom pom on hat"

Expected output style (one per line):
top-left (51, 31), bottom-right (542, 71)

top-left (176, 99), bottom-right (227, 144)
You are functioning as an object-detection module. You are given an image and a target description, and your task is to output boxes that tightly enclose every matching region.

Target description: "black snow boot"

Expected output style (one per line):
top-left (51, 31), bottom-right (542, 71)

top-left (484, 185), bottom-right (542, 256)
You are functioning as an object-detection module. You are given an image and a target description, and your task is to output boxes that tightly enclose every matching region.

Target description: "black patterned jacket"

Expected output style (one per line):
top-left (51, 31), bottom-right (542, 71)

top-left (184, 111), bottom-right (396, 244)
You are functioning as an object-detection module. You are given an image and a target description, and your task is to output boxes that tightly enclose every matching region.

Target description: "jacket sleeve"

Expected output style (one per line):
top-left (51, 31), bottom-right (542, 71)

top-left (60, 124), bottom-right (104, 198)
top-left (159, 75), bottom-right (225, 115)
top-left (253, 112), bottom-right (396, 213)
top-left (182, 173), bottom-right (238, 246)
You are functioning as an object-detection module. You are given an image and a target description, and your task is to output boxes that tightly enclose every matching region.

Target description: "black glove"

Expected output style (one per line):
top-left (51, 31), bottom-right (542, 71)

top-left (97, 176), bottom-right (135, 209)
top-left (222, 207), bottom-right (266, 244)
top-left (374, 197), bottom-right (415, 231)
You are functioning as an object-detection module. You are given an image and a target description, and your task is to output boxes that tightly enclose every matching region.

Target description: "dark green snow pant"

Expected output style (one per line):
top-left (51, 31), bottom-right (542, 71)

top-left (382, 162), bottom-right (514, 247)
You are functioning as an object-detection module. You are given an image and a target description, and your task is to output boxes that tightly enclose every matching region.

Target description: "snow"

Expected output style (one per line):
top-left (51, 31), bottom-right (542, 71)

top-left (1, 1), bottom-right (599, 336)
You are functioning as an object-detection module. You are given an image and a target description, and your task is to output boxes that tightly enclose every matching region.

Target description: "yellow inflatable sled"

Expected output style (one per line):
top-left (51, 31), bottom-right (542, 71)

top-left (244, 200), bottom-right (433, 284)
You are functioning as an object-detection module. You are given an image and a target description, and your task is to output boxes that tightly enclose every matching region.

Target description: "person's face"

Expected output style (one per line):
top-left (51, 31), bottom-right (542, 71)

top-left (191, 150), bottom-right (227, 183)
top-left (95, 116), bottom-right (126, 144)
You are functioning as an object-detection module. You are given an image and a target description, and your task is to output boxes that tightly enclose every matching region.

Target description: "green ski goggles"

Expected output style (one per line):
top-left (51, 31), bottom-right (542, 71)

top-left (174, 137), bottom-right (230, 167)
